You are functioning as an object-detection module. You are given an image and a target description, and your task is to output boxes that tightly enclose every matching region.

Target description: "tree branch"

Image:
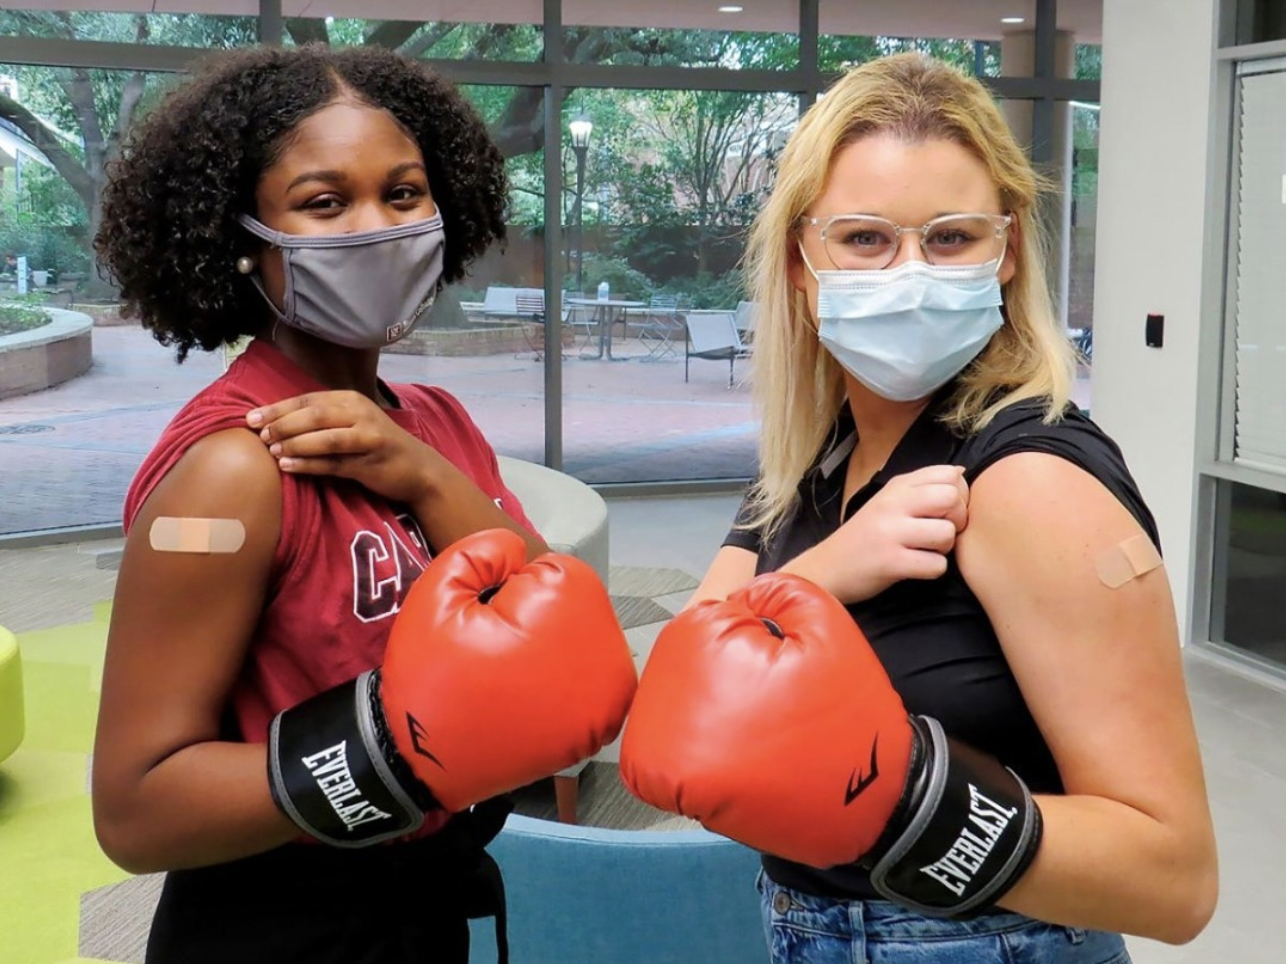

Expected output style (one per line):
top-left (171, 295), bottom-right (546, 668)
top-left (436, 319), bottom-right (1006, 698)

top-left (364, 20), bottom-right (422, 50)
top-left (400, 23), bottom-right (458, 59)
top-left (285, 18), bottom-right (329, 46)
top-left (110, 71), bottom-right (148, 163)
top-left (0, 93), bottom-right (95, 204)
top-left (56, 68), bottom-right (106, 169)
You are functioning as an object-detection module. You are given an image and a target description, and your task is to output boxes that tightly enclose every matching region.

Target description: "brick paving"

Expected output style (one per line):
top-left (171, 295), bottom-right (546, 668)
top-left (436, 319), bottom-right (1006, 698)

top-left (0, 324), bottom-right (760, 534)
top-left (0, 323), bottom-right (1090, 537)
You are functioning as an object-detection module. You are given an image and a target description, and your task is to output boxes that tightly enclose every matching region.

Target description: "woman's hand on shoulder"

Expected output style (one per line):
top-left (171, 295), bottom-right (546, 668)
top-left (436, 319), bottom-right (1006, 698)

top-left (248, 390), bottom-right (442, 505)
top-left (781, 464), bottom-right (969, 604)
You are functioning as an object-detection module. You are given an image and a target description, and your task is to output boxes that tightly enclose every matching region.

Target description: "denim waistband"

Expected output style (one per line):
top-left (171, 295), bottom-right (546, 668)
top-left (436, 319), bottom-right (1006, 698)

top-left (761, 873), bottom-right (1040, 939)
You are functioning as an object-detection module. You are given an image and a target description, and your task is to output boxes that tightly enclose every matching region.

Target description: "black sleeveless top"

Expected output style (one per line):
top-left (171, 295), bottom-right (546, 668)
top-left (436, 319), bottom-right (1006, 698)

top-left (722, 391), bottom-right (1158, 901)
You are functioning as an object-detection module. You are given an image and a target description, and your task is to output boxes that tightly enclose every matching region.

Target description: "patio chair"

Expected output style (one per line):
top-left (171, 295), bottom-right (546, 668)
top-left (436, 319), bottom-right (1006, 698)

top-left (636, 293), bottom-right (685, 361)
top-left (734, 300), bottom-right (759, 343)
top-left (512, 288), bottom-right (576, 361)
top-left (515, 290), bottom-right (546, 359)
top-left (481, 285), bottom-right (520, 320)
top-left (563, 291), bottom-right (598, 354)
top-left (685, 311), bottom-right (750, 388)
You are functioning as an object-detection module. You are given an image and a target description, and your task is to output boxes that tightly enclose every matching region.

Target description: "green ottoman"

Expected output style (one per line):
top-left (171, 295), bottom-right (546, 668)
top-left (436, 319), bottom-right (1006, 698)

top-left (0, 626), bottom-right (24, 764)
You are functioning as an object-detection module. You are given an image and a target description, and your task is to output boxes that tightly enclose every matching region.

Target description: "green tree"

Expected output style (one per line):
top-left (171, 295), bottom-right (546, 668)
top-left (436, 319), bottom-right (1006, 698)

top-left (0, 12), bottom-right (254, 288)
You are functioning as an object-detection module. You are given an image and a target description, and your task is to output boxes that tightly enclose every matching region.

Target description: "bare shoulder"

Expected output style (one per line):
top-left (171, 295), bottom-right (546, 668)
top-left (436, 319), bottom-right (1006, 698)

top-left (119, 427), bottom-right (284, 586)
top-left (960, 451), bottom-right (1145, 555)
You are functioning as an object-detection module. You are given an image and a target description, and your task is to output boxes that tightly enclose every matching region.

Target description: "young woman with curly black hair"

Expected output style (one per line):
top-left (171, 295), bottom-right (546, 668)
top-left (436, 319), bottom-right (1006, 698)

top-left (88, 44), bottom-right (638, 964)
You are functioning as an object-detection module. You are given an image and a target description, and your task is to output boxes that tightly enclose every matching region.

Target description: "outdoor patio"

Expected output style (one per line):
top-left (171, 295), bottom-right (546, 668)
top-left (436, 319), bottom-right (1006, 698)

top-left (0, 318), bottom-right (761, 535)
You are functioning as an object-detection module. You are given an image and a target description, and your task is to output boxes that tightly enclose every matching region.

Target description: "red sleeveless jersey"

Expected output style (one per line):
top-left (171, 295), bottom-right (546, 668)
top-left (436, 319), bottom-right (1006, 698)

top-left (123, 340), bottom-right (536, 832)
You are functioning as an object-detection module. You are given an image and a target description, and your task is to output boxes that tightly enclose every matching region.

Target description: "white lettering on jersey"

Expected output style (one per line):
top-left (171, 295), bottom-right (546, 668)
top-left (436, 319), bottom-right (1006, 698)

top-left (350, 515), bottom-right (432, 623)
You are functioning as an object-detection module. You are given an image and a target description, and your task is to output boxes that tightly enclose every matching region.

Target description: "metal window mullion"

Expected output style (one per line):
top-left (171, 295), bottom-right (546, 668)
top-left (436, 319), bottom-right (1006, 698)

top-left (259, 0), bottom-right (283, 47)
top-left (799, 0), bottom-right (821, 100)
top-left (1217, 71), bottom-right (1246, 466)
top-left (1189, 53), bottom-right (1239, 649)
top-left (0, 36), bottom-right (207, 72)
top-left (1218, 39), bottom-right (1286, 61)
top-left (543, 0), bottom-right (564, 470)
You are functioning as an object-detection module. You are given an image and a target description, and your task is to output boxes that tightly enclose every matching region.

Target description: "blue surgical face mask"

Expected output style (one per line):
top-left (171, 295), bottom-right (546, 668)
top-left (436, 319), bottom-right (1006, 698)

top-left (239, 214), bottom-right (446, 350)
top-left (803, 249), bottom-right (1005, 402)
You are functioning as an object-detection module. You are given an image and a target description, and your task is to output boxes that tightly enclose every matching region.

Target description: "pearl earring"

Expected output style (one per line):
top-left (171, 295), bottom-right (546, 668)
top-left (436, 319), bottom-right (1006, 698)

top-left (235, 256), bottom-right (255, 275)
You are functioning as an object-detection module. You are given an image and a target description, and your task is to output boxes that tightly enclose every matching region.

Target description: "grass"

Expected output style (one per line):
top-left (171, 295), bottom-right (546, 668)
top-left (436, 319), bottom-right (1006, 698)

top-left (0, 304), bottom-right (52, 337)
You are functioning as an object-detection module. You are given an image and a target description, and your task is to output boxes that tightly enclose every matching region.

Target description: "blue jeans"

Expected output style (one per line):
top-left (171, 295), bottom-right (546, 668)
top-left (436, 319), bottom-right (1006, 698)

top-left (757, 871), bottom-right (1132, 964)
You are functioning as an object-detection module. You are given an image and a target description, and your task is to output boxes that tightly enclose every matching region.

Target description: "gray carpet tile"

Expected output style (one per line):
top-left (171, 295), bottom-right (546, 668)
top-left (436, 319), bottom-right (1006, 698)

top-left (608, 565), bottom-right (699, 599)
top-left (0, 542), bottom-right (120, 634)
top-left (512, 761), bottom-right (700, 833)
top-left (80, 874), bottom-right (163, 964)
top-left (611, 594), bottom-right (675, 631)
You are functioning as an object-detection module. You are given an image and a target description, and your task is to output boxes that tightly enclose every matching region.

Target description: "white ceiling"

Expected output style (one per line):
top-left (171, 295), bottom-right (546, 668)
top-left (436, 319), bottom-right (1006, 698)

top-left (5, 0), bottom-right (1103, 44)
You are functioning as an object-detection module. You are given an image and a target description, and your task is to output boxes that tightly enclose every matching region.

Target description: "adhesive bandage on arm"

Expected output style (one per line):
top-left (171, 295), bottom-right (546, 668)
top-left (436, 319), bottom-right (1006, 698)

top-left (148, 516), bottom-right (246, 554)
top-left (1094, 533), bottom-right (1162, 589)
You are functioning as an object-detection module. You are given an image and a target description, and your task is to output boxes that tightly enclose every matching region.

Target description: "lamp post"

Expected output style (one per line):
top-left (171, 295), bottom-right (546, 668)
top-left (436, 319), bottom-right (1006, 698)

top-left (569, 113), bottom-right (593, 295)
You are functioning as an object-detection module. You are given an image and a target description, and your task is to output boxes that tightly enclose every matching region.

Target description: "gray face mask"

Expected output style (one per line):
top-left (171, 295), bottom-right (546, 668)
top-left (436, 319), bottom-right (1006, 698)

top-left (238, 214), bottom-right (446, 349)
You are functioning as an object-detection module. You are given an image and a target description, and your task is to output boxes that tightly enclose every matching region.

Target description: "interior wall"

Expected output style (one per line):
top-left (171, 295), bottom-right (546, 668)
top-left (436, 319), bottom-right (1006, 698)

top-left (1093, 0), bottom-right (1218, 641)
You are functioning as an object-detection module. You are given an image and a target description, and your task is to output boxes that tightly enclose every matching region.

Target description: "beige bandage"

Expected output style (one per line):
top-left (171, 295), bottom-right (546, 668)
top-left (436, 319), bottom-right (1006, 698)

top-left (1095, 534), bottom-right (1162, 588)
top-left (149, 516), bottom-right (246, 554)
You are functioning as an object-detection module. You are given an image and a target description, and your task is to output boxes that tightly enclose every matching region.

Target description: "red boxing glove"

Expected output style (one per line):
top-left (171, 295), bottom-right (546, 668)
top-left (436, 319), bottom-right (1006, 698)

top-left (269, 528), bottom-right (637, 847)
top-left (382, 527), bottom-right (637, 813)
top-left (620, 572), bottom-right (1042, 918)
top-left (620, 571), bottom-right (912, 867)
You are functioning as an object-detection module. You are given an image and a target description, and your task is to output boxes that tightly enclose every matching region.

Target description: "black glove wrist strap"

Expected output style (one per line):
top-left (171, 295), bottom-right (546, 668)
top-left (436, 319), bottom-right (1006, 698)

top-left (868, 715), bottom-right (1043, 917)
top-left (268, 670), bottom-right (429, 847)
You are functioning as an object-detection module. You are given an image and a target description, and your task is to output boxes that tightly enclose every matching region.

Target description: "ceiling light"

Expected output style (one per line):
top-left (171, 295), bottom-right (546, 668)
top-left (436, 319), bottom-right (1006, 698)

top-left (718, 5), bottom-right (744, 12)
top-left (1001, 16), bottom-right (1025, 24)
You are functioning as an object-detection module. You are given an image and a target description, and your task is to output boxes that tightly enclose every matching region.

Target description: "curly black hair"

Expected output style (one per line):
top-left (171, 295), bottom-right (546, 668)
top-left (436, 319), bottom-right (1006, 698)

top-left (94, 44), bottom-right (509, 360)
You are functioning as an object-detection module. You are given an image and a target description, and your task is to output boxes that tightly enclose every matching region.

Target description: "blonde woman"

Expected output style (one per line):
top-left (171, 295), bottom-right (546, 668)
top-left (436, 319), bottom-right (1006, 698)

top-left (621, 53), bottom-right (1216, 963)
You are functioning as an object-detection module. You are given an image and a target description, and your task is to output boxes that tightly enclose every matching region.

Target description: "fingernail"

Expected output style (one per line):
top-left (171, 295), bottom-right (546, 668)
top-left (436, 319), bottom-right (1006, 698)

top-left (247, 410), bottom-right (263, 426)
top-left (278, 457), bottom-right (295, 471)
top-left (269, 443), bottom-right (282, 457)
top-left (260, 428), bottom-right (271, 442)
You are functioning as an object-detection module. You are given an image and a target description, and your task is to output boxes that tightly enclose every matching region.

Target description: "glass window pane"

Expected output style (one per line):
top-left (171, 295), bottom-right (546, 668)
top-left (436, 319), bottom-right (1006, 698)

top-left (561, 3), bottom-right (799, 69)
top-left (1234, 0), bottom-right (1286, 45)
top-left (1, 65), bottom-right (199, 537)
top-left (378, 84), bottom-right (547, 465)
top-left (1211, 479), bottom-right (1286, 670)
top-left (286, 17), bottom-right (542, 61)
top-left (0, 71), bottom-right (544, 537)
top-left (0, 10), bottom-right (257, 46)
top-left (819, 0), bottom-right (1020, 77)
top-left (1069, 100), bottom-right (1098, 412)
top-left (1075, 43), bottom-right (1102, 80)
top-left (556, 88), bottom-right (797, 484)
top-left (819, 1), bottom-right (1101, 79)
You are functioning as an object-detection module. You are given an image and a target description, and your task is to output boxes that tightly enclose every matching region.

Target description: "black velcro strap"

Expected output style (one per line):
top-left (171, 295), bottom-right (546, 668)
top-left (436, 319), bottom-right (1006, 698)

top-left (868, 715), bottom-right (1043, 917)
top-left (268, 671), bottom-right (426, 847)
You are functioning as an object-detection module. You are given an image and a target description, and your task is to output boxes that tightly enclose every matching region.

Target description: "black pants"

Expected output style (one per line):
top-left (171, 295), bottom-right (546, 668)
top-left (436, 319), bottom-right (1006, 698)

top-left (146, 802), bottom-right (510, 964)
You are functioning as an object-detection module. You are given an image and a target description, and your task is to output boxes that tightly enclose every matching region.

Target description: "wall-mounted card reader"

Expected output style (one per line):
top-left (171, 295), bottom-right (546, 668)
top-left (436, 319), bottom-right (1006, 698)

top-left (1145, 313), bottom-right (1164, 348)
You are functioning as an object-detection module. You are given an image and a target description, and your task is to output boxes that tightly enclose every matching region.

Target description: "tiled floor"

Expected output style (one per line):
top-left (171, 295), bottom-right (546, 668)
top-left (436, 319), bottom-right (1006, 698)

top-left (2, 491), bottom-right (1283, 961)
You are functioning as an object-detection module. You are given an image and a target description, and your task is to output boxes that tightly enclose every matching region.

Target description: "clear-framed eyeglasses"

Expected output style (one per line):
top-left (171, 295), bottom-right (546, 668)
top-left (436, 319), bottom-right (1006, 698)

top-left (799, 213), bottom-right (1013, 271)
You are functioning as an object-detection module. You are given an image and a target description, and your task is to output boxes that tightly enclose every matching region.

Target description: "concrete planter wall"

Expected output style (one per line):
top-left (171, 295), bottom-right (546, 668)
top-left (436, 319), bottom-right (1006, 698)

top-left (0, 308), bottom-right (94, 400)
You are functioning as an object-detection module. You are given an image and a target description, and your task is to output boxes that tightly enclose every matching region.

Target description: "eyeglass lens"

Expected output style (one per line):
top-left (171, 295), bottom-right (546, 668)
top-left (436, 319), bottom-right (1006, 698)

top-left (821, 215), bottom-right (1005, 270)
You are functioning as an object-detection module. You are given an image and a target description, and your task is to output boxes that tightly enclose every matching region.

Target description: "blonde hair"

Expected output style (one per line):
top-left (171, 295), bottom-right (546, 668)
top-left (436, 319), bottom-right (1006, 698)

top-left (741, 52), bottom-right (1076, 541)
